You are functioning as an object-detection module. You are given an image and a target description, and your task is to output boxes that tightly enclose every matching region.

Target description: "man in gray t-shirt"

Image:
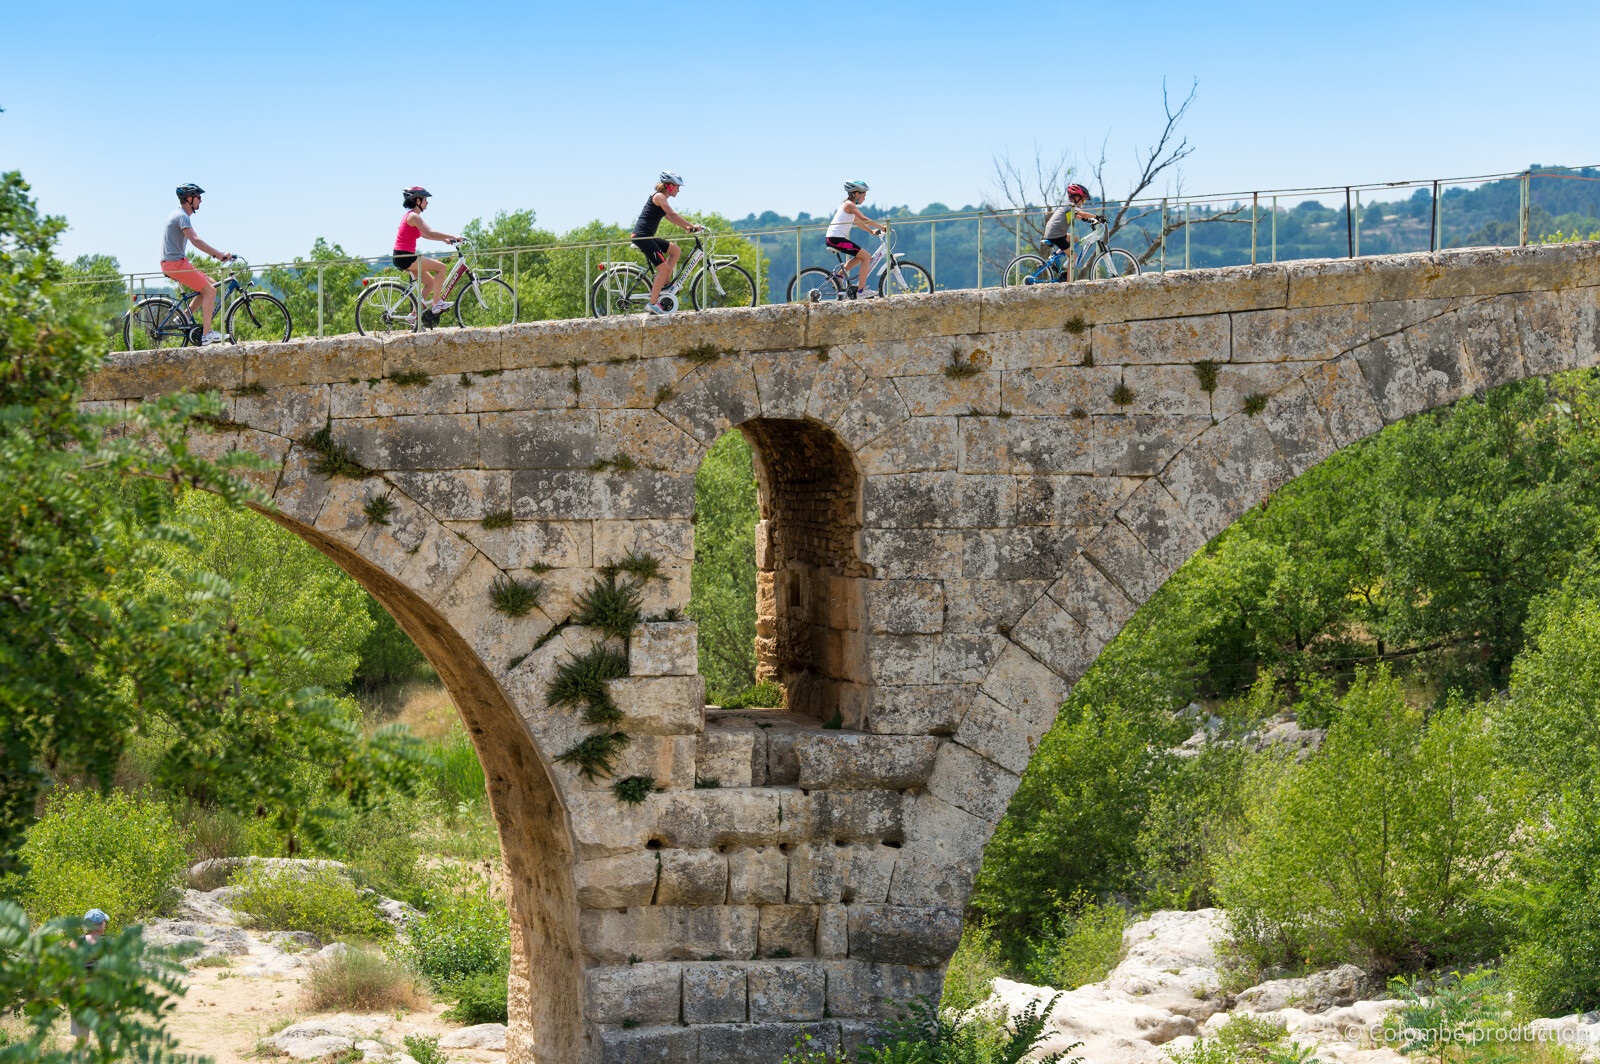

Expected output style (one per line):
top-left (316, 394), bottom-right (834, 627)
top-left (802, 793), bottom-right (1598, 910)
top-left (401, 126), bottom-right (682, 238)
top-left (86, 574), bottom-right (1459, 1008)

top-left (160, 183), bottom-right (234, 345)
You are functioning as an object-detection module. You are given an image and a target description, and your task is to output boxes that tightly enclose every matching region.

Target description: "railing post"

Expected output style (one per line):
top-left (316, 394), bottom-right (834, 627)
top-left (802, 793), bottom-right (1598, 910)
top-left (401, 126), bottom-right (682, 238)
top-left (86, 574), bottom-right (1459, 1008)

top-left (794, 227), bottom-right (802, 302)
top-left (977, 211), bottom-right (983, 290)
top-left (1354, 189), bottom-right (1361, 258)
top-left (317, 263), bottom-right (325, 337)
top-left (1014, 209), bottom-right (1021, 263)
top-left (1160, 198), bottom-right (1167, 273)
top-left (1184, 202), bottom-right (1190, 269)
top-left (1251, 192), bottom-right (1259, 265)
top-left (1345, 187), bottom-right (1354, 258)
top-left (1430, 181), bottom-right (1440, 252)
top-left (1520, 170), bottom-right (1531, 245)
top-left (513, 250), bottom-right (520, 322)
top-left (1271, 196), bottom-right (1278, 262)
top-left (931, 221), bottom-right (937, 289)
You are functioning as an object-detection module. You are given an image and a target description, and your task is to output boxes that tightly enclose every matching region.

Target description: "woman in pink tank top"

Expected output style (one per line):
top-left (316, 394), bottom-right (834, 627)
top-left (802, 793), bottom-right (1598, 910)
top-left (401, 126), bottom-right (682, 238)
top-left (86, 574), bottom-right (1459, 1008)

top-left (392, 186), bottom-right (461, 317)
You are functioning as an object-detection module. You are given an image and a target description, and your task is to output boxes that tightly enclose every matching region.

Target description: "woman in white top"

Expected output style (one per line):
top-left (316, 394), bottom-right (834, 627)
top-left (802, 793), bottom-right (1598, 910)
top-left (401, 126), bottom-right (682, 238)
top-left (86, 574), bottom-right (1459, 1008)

top-left (825, 180), bottom-right (884, 299)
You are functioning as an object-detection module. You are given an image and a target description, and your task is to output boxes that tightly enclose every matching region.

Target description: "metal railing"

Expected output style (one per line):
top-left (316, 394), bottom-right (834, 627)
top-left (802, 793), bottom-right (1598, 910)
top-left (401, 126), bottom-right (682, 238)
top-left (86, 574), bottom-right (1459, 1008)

top-left (60, 165), bottom-right (1600, 347)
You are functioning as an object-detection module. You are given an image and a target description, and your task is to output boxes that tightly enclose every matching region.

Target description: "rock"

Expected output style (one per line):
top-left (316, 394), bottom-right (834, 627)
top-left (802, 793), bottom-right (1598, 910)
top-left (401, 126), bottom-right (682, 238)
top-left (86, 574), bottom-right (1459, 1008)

top-left (1251, 714), bottom-right (1325, 758)
top-left (377, 897), bottom-right (422, 927)
top-left (1102, 908), bottom-right (1228, 1021)
top-left (174, 887), bottom-right (239, 925)
top-left (1235, 964), bottom-right (1374, 1015)
top-left (186, 855), bottom-right (347, 890)
top-left (141, 919), bottom-right (252, 958)
top-left (439, 1022), bottom-right (509, 1049)
top-left (262, 1015), bottom-right (387, 1059)
top-left (264, 930), bottom-right (323, 952)
top-left (987, 978), bottom-right (1195, 1064)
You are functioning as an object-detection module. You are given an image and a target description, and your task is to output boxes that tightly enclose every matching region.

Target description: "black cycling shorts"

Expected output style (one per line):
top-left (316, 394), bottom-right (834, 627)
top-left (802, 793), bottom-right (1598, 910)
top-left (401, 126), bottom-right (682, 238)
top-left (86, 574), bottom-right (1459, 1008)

top-left (632, 237), bottom-right (671, 267)
top-left (1045, 236), bottom-right (1073, 254)
top-left (826, 236), bottom-right (864, 255)
top-left (392, 251), bottom-right (419, 271)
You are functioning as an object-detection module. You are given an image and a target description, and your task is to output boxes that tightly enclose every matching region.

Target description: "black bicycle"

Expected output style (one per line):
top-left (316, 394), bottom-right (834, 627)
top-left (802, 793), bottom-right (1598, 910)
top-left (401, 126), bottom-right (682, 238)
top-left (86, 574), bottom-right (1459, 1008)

top-left (123, 261), bottom-right (292, 350)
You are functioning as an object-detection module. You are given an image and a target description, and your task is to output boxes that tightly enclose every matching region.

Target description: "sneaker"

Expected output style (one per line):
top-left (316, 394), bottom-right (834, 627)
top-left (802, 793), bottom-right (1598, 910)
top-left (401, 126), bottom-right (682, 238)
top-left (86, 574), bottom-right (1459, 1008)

top-left (431, 300), bottom-right (450, 314)
top-left (646, 302), bottom-right (667, 315)
top-left (857, 288), bottom-right (878, 300)
top-left (200, 330), bottom-right (229, 345)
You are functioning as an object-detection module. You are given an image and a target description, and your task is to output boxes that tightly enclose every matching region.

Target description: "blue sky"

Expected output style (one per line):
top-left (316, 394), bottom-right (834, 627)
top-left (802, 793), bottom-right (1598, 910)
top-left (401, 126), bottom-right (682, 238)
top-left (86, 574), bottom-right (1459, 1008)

top-left (5, 0), bottom-right (1596, 269)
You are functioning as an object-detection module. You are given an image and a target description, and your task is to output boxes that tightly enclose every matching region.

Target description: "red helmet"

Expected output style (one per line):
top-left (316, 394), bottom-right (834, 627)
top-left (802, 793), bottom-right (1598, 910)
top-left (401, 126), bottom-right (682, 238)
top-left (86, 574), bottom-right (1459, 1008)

top-left (1067, 183), bottom-right (1090, 200)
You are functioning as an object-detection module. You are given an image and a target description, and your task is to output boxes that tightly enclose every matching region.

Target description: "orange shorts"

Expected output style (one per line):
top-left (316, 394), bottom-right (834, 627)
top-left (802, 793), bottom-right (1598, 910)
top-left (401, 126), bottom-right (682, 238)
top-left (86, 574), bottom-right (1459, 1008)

top-left (160, 259), bottom-right (212, 292)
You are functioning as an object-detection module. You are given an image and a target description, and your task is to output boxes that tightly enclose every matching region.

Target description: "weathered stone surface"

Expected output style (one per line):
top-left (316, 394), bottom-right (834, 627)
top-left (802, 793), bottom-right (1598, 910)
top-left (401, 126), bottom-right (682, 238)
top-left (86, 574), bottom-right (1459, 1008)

top-left (696, 731), bottom-right (756, 788)
top-left (748, 962), bottom-right (827, 1022)
top-left (586, 963), bottom-right (682, 1025)
top-left (630, 622), bottom-right (699, 676)
top-left (698, 1022), bottom-right (839, 1064)
top-left (759, 905), bottom-right (820, 958)
top-left (863, 684), bottom-right (972, 735)
top-left (864, 581), bottom-right (944, 635)
top-left (656, 850), bottom-right (728, 906)
top-left (598, 1025), bottom-right (699, 1064)
top-left (824, 962), bottom-right (946, 1019)
top-left (575, 854), bottom-right (659, 908)
top-left (582, 906), bottom-right (758, 963)
top-left (847, 906), bottom-right (964, 966)
top-left (727, 847), bottom-right (789, 905)
top-left (794, 735), bottom-right (940, 790)
top-left (607, 676), bottom-right (706, 735)
top-left (683, 962), bottom-right (748, 1024)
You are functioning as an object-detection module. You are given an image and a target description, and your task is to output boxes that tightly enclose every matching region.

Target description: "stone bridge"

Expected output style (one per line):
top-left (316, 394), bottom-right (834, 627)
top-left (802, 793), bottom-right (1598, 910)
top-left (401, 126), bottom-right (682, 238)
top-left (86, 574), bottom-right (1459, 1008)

top-left (85, 243), bottom-right (1599, 1063)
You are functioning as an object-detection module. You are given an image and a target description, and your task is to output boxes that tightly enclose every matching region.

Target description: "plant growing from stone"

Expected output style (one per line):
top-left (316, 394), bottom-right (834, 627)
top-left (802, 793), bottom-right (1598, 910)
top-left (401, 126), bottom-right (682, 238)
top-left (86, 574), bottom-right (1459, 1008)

top-left (305, 423), bottom-right (372, 479)
top-left (554, 732), bottom-right (631, 782)
top-left (547, 644), bottom-right (629, 724)
top-left (388, 370), bottom-right (430, 387)
top-left (1111, 383), bottom-right (1136, 406)
top-left (488, 573), bottom-right (543, 618)
top-left (575, 570), bottom-right (643, 640)
top-left (234, 380), bottom-right (268, 397)
top-left (611, 775), bottom-right (656, 804)
top-left (1242, 392), bottom-right (1268, 416)
top-left (480, 509), bottom-right (513, 530)
top-left (1193, 360), bottom-right (1220, 392)
top-left (362, 494), bottom-right (396, 527)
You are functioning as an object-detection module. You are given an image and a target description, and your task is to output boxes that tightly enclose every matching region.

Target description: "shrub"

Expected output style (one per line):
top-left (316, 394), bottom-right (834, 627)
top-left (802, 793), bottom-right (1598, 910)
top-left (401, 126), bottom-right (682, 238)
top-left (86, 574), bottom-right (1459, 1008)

top-left (397, 875), bottom-right (509, 984)
top-left (720, 680), bottom-right (785, 710)
top-left (230, 864), bottom-right (391, 941)
top-left (1505, 779), bottom-right (1600, 1017)
top-left (856, 995), bottom-right (1080, 1064)
top-left (20, 789), bottom-right (191, 924)
top-left (300, 946), bottom-right (427, 1012)
top-left (1025, 898), bottom-right (1126, 990)
top-left (427, 726), bottom-right (487, 809)
top-left (942, 922), bottom-right (1007, 1012)
top-left (404, 1033), bottom-right (450, 1064)
top-left (441, 968), bottom-right (509, 1025)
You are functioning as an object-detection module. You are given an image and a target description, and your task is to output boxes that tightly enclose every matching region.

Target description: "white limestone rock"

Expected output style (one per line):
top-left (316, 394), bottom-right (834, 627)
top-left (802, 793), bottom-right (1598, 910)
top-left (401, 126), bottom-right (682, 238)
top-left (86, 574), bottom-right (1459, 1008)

top-left (439, 1022), bottom-right (509, 1049)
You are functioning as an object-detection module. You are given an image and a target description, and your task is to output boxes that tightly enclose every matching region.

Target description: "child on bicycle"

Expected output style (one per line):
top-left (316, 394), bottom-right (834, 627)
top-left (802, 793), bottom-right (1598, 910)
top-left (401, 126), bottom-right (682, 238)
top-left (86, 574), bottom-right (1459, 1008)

top-left (161, 183), bottom-right (235, 345)
top-left (632, 171), bottom-right (704, 315)
top-left (394, 187), bottom-right (461, 320)
top-left (826, 180), bottom-right (884, 299)
top-left (1041, 183), bottom-right (1099, 278)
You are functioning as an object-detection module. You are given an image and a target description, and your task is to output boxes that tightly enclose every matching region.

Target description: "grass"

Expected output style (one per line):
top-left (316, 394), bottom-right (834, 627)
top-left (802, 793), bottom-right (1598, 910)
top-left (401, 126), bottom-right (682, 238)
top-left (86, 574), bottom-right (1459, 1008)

top-left (300, 947), bottom-right (428, 1013)
top-left (388, 370), bottom-right (431, 387)
top-left (428, 725), bottom-right (487, 807)
top-left (547, 644), bottom-right (630, 724)
top-left (480, 509), bottom-right (513, 530)
top-left (943, 355), bottom-right (982, 380)
top-left (233, 380), bottom-right (269, 397)
top-left (191, 413), bottom-right (249, 433)
top-left (1111, 383), bottom-right (1135, 406)
top-left (1243, 392), bottom-right (1269, 416)
top-left (603, 550), bottom-right (664, 584)
top-left (652, 384), bottom-right (676, 406)
top-left (589, 454), bottom-right (639, 473)
top-left (1194, 359), bottom-right (1221, 393)
top-left (1070, 408), bottom-right (1088, 419)
top-left (489, 573), bottom-right (543, 618)
top-left (679, 342), bottom-right (730, 365)
top-left (404, 1034), bottom-right (449, 1064)
top-left (720, 681), bottom-right (785, 710)
top-left (612, 775), bottom-right (656, 804)
top-left (1064, 315), bottom-right (1089, 334)
top-left (555, 732), bottom-right (631, 782)
top-left (363, 495), bottom-right (396, 527)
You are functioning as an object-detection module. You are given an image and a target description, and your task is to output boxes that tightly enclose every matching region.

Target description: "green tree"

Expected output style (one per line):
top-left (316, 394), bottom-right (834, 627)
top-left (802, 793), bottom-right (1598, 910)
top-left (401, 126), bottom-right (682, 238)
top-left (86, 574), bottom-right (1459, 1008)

top-left (688, 430), bottom-right (761, 702)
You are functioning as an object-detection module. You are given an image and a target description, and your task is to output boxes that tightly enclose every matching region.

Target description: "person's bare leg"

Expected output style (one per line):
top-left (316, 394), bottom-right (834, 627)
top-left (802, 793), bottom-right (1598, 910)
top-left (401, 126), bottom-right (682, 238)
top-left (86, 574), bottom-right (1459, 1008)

top-left (198, 282), bottom-right (217, 331)
top-left (853, 251), bottom-right (871, 293)
top-left (649, 245), bottom-right (681, 303)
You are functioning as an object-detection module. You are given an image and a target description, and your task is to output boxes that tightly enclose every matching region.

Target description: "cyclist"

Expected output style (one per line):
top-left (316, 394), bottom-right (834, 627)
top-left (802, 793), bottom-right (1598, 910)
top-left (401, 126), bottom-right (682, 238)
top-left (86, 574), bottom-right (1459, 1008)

top-left (394, 186), bottom-right (461, 321)
top-left (1041, 183), bottom-right (1100, 278)
top-left (161, 184), bottom-right (235, 345)
top-left (632, 171), bottom-right (703, 315)
top-left (826, 180), bottom-right (885, 299)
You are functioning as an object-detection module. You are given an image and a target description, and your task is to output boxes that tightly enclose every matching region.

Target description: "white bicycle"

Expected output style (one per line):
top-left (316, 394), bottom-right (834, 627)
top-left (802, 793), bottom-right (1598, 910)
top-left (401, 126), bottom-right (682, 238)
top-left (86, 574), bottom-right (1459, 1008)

top-left (1003, 215), bottom-right (1141, 286)
top-left (787, 224), bottom-right (934, 302)
top-left (590, 231), bottom-right (756, 316)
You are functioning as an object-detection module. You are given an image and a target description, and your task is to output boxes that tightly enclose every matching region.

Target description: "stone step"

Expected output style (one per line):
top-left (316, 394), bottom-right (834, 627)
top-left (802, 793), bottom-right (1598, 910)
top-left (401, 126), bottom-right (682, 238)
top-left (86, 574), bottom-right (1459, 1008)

top-left (700, 711), bottom-right (939, 790)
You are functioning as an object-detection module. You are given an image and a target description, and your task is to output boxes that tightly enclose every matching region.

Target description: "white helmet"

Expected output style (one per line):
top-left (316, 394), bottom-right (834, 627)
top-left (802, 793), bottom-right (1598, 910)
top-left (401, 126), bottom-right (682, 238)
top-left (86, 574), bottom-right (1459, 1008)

top-left (659, 171), bottom-right (685, 186)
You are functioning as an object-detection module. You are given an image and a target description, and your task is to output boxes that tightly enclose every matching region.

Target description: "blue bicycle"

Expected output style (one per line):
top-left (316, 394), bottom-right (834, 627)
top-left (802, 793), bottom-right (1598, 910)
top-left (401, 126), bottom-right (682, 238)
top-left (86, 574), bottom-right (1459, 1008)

top-left (122, 261), bottom-right (292, 350)
top-left (1002, 215), bottom-right (1141, 286)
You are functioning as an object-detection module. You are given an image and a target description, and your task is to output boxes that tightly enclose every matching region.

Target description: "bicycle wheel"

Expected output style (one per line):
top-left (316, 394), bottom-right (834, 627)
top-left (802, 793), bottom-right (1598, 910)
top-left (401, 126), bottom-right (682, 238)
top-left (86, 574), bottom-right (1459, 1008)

top-left (787, 267), bottom-right (847, 303)
top-left (453, 276), bottom-right (517, 328)
top-left (879, 259), bottom-right (933, 298)
top-left (591, 264), bottom-right (653, 317)
top-left (1085, 248), bottom-right (1141, 281)
top-left (689, 263), bottom-right (756, 311)
top-left (226, 292), bottom-right (292, 344)
top-left (123, 296), bottom-right (189, 351)
top-left (355, 280), bottom-right (420, 337)
top-left (1002, 254), bottom-right (1049, 287)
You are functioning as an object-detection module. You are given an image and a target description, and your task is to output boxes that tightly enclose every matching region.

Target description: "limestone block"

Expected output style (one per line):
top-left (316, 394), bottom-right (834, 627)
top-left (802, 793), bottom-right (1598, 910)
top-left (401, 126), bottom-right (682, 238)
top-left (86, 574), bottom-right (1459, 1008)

top-left (574, 854), bottom-right (660, 909)
top-left (830, 374), bottom-right (911, 452)
top-left (748, 962), bottom-right (827, 1022)
top-left (658, 790), bottom-right (783, 849)
top-left (565, 790), bottom-right (661, 860)
top-left (1351, 311), bottom-right (1477, 424)
top-left (598, 1025), bottom-right (699, 1064)
top-left (780, 791), bottom-right (905, 844)
top-left (864, 581), bottom-right (944, 635)
top-left (925, 742), bottom-right (1020, 824)
top-left (383, 326), bottom-right (502, 378)
top-left (818, 904), bottom-right (849, 958)
top-left (751, 350), bottom-right (819, 419)
top-left (1092, 414), bottom-right (1210, 477)
top-left (866, 634), bottom-right (940, 686)
top-left (842, 335), bottom-right (980, 377)
top-left (657, 850), bottom-right (728, 906)
top-left (640, 302), bottom-right (808, 357)
top-left (858, 416), bottom-right (960, 475)
top-left (860, 529), bottom-right (963, 580)
top-left (606, 676), bottom-right (706, 735)
top-left (786, 845), bottom-right (846, 905)
top-left (806, 287), bottom-right (981, 346)
top-left (330, 375), bottom-right (467, 419)
top-left (942, 579), bottom-right (1051, 634)
top-left (961, 527), bottom-right (1073, 581)
top-left (1119, 365), bottom-right (1211, 417)
top-left (234, 384), bottom-right (331, 439)
top-left (804, 351), bottom-right (870, 426)
top-left (1093, 314), bottom-right (1229, 365)
top-left (683, 962), bottom-right (748, 1024)
top-left (955, 691), bottom-right (1050, 774)
top-left (977, 263), bottom-right (1286, 334)
top-left (764, 732), bottom-right (801, 787)
top-left (902, 791), bottom-right (993, 866)
top-left (448, 517), bottom-right (591, 570)
top-left (1563, 286), bottom-right (1599, 372)
top-left (1209, 361), bottom-right (1308, 420)
top-left (1010, 594), bottom-right (1104, 686)
top-left (934, 632), bottom-right (1008, 684)
top-left (976, 325), bottom-right (1092, 372)
top-left (728, 847), bottom-right (789, 905)
top-left (592, 470), bottom-right (697, 521)
top-left (1459, 295), bottom-right (1529, 392)
top-left (1013, 474), bottom-right (1135, 528)
top-left (959, 415), bottom-right (1093, 475)
top-left (500, 314), bottom-right (643, 371)
top-left (847, 907), bottom-right (963, 966)
top-left (1000, 365), bottom-right (1123, 416)
top-left (759, 905), bottom-right (820, 958)
top-left (1296, 355), bottom-right (1385, 450)
top-left (1077, 506), bottom-right (1164, 605)
top-left (1512, 290), bottom-right (1579, 378)
top-left (1114, 477), bottom-right (1207, 578)
top-left (394, 521), bottom-right (479, 607)
top-left (753, 520), bottom-right (774, 570)
top-left (511, 469), bottom-right (600, 520)
top-left (598, 409), bottom-right (705, 474)
top-left (698, 1022), bottom-right (840, 1064)
top-left (655, 358), bottom-right (761, 447)
top-left (886, 846), bottom-right (981, 909)
top-left (863, 684), bottom-right (972, 735)
top-left (479, 410), bottom-right (599, 470)
top-left (333, 413), bottom-right (480, 471)
top-left (185, 428), bottom-right (290, 495)
top-left (979, 643), bottom-right (1070, 723)
top-left (585, 963), bottom-right (683, 1025)
top-left (892, 370), bottom-right (1000, 418)
top-left (1259, 377), bottom-right (1339, 477)
top-left (696, 732), bottom-right (756, 788)
top-left (594, 518), bottom-right (696, 566)
top-left (630, 622), bottom-right (699, 677)
top-left (824, 961), bottom-right (946, 1020)
top-left (580, 906), bottom-right (758, 963)
top-left (580, 358), bottom-right (690, 410)
top-left (465, 365), bottom-right (574, 413)
top-left (1161, 414), bottom-right (1293, 541)
top-left (794, 735), bottom-right (940, 790)
top-left (389, 468), bottom-right (513, 523)
top-left (87, 345), bottom-right (244, 400)
top-left (840, 1020), bottom-right (893, 1061)
top-left (247, 335), bottom-right (383, 390)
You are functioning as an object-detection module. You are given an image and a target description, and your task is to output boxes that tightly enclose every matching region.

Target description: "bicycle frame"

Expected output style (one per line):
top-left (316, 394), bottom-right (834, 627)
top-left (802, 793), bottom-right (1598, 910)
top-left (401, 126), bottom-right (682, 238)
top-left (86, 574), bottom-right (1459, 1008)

top-left (828, 226), bottom-right (907, 289)
top-left (596, 234), bottom-right (734, 308)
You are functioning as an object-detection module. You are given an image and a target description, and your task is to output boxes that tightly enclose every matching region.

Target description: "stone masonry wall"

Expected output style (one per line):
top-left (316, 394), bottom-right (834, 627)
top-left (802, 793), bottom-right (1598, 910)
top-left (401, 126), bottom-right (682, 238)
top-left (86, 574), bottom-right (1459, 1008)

top-left (84, 243), bottom-right (1600, 1063)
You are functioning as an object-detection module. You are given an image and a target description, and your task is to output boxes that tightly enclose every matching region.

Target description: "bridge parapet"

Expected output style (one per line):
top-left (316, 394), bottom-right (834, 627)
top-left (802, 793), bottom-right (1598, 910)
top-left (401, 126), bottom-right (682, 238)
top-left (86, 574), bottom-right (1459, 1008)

top-left (85, 243), bottom-right (1600, 1062)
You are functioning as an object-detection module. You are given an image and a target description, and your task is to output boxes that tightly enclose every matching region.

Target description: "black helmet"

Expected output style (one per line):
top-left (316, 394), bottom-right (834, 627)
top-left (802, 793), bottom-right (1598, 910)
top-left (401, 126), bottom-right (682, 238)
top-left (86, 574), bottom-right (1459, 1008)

top-left (176, 183), bottom-right (205, 199)
top-left (402, 186), bottom-right (432, 207)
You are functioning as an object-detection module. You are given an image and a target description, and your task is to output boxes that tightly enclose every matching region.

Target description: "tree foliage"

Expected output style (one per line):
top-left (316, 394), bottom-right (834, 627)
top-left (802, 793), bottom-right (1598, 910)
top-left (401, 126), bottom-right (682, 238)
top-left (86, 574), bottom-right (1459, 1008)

top-left (688, 430), bottom-right (761, 702)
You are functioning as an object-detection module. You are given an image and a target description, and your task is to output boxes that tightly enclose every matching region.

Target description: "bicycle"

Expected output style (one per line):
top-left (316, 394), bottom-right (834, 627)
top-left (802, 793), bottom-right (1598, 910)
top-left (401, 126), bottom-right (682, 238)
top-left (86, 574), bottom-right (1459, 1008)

top-left (122, 260), bottom-right (292, 350)
top-left (787, 225), bottom-right (934, 302)
top-left (590, 231), bottom-right (756, 317)
top-left (354, 240), bottom-right (518, 337)
top-left (1002, 215), bottom-right (1141, 287)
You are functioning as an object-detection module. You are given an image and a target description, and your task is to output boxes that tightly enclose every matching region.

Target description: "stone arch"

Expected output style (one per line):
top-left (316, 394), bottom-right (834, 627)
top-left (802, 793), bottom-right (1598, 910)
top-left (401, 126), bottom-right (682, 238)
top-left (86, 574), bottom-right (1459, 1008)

top-left (739, 416), bottom-right (870, 723)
